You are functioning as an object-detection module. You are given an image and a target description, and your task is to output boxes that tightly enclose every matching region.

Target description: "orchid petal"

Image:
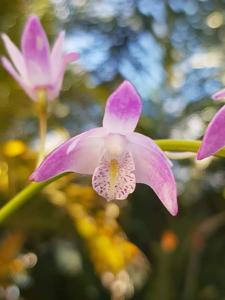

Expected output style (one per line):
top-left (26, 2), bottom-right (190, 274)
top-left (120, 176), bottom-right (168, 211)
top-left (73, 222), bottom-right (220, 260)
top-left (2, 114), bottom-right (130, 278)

top-left (212, 88), bottom-right (225, 101)
top-left (197, 105), bottom-right (225, 159)
top-left (1, 34), bottom-right (27, 80)
top-left (51, 31), bottom-right (65, 77)
top-left (63, 52), bottom-right (79, 64)
top-left (49, 52), bottom-right (78, 100)
top-left (51, 32), bottom-right (78, 68)
top-left (128, 132), bottom-right (178, 216)
top-left (103, 81), bottom-right (142, 134)
top-left (21, 15), bottom-right (51, 86)
top-left (1, 57), bottom-right (35, 100)
top-left (30, 128), bottom-right (107, 182)
top-left (51, 32), bottom-right (64, 61)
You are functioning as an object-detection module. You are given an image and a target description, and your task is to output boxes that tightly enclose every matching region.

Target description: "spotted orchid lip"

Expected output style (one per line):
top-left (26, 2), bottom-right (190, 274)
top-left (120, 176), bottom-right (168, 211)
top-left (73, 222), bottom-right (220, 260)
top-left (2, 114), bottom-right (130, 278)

top-left (30, 81), bottom-right (178, 216)
top-left (92, 152), bottom-right (136, 201)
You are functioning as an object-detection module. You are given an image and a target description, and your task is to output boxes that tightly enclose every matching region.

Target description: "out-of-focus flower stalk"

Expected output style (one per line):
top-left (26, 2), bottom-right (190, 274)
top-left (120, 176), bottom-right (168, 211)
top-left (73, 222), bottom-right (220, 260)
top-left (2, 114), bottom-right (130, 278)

top-left (36, 90), bottom-right (47, 165)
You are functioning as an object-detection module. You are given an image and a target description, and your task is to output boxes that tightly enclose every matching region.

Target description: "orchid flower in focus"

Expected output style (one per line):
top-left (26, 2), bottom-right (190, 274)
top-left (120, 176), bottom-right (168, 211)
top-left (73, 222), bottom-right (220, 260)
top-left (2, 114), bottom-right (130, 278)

top-left (30, 81), bottom-right (178, 216)
top-left (1, 15), bottom-right (78, 101)
top-left (197, 89), bottom-right (225, 160)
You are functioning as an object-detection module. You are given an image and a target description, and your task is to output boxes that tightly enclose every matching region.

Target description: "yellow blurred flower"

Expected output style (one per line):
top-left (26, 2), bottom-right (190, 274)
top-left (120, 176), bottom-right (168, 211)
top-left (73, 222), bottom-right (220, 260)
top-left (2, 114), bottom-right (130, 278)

top-left (76, 216), bottom-right (97, 238)
top-left (0, 232), bottom-right (37, 283)
top-left (3, 140), bottom-right (26, 157)
top-left (46, 180), bottom-right (149, 294)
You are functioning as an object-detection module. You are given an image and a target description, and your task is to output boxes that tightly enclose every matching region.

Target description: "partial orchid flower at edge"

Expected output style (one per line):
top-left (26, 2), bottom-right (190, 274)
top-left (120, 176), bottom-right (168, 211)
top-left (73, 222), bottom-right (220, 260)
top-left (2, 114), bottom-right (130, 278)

top-left (30, 81), bottom-right (178, 216)
top-left (197, 88), bottom-right (225, 160)
top-left (1, 15), bottom-right (78, 163)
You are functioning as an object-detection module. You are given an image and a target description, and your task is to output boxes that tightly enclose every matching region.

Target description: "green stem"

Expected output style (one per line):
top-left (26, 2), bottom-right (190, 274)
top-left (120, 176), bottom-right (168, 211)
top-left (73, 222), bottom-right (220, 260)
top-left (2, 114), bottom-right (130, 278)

top-left (0, 174), bottom-right (66, 226)
top-left (0, 139), bottom-right (225, 225)
top-left (36, 90), bottom-right (47, 166)
top-left (155, 139), bottom-right (225, 158)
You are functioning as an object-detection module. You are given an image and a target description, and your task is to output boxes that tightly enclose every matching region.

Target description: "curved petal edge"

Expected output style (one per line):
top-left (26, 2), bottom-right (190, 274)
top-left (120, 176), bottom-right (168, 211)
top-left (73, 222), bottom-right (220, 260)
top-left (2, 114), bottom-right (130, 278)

top-left (197, 105), bottom-right (225, 160)
top-left (128, 132), bottom-right (178, 216)
top-left (30, 128), bottom-right (106, 182)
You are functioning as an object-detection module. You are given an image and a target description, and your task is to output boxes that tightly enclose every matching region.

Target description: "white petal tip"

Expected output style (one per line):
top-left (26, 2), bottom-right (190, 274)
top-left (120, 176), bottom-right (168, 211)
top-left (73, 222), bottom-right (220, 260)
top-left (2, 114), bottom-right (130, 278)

top-left (1, 33), bottom-right (7, 41)
top-left (170, 207), bottom-right (178, 216)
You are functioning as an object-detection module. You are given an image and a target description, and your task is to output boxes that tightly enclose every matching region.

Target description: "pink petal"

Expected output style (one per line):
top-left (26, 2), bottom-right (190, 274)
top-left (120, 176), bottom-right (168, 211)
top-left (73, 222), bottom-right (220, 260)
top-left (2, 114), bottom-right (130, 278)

top-left (1, 57), bottom-right (36, 100)
top-left (197, 105), bottom-right (225, 159)
top-left (212, 88), bottom-right (225, 101)
top-left (1, 34), bottom-right (27, 80)
top-left (51, 32), bottom-right (78, 69)
top-left (92, 152), bottom-right (136, 200)
top-left (128, 132), bottom-right (178, 216)
top-left (21, 15), bottom-right (51, 87)
top-left (51, 31), bottom-right (65, 75)
top-left (63, 52), bottom-right (79, 63)
top-left (30, 127), bottom-right (107, 182)
top-left (103, 81), bottom-right (142, 134)
top-left (49, 52), bottom-right (78, 100)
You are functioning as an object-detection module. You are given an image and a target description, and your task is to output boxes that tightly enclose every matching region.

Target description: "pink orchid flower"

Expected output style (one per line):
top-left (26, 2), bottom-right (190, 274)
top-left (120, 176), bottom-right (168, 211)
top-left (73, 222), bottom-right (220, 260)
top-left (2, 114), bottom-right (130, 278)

top-left (197, 89), bottom-right (225, 160)
top-left (30, 81), bottom-right (178, 216)
top-left (212, 88), bottom-right (225, 101)
top-left (1, 15), bottom-right (78, 101)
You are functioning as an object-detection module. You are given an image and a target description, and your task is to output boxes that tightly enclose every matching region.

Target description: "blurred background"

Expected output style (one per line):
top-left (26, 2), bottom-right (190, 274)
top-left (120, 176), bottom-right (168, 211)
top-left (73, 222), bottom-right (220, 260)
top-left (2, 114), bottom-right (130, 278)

top-left (0, 0), bottom-right (225, 299)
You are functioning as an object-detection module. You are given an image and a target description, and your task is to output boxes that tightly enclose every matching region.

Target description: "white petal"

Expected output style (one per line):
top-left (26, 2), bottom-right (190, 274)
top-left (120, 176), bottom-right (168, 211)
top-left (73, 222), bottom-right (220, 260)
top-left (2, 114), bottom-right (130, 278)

top-left (1, 34), bottom-right (28, 80)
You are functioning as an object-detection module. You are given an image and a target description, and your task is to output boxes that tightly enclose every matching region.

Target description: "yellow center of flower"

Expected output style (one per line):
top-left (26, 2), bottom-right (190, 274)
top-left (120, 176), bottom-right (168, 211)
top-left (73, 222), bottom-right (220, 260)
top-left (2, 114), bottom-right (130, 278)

top-left (109, 159), bottom-right (119, 198)
top-left (109, 159), bottom-right (119, 182)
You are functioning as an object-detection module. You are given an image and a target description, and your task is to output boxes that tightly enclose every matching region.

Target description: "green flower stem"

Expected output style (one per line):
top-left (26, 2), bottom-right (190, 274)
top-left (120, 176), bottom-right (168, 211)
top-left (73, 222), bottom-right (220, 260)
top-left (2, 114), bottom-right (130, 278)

top-left (0, 139), bottom-right (225, 225)
top-left (155, 139), bottom-right (225, 158)
top-left (0, 174), bottom-right (66, 226)
top-left (36, 90), bottom-right (47, 166)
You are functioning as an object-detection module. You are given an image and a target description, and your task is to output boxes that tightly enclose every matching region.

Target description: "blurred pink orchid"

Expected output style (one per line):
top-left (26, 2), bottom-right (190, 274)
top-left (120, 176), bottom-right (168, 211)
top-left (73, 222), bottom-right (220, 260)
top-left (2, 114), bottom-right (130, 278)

top-left (1, 15), bottom-right (78, 101)
top-left (30, 81), bottom-right (178, 216)
top-left (212, 88), bottom-right (225, 101)
top-left (197, 89), bottom-right (225, 160)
